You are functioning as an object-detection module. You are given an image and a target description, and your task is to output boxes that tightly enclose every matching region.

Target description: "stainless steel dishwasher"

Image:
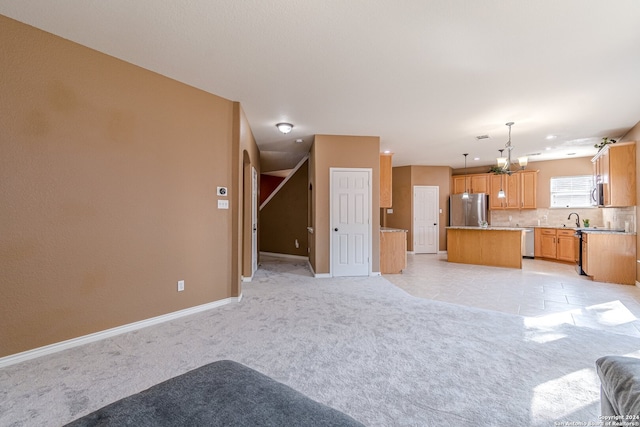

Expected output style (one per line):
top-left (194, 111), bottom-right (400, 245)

top-left (522, 228), bottom-right (534, 258)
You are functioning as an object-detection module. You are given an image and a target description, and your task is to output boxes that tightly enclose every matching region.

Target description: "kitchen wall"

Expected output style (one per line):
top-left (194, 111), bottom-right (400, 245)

top-left (490, 208), bottom-right (604, 228)
top-left (620, 119), bottom-right (640, 280)
top-left (309, 135), bottom-right (381, 275)
top-left (385, 165), bottom-right (450, 252)
top-left (0, 16), bottom-right (258, 357)
top-left (454, 156), bottom-right (638, 230)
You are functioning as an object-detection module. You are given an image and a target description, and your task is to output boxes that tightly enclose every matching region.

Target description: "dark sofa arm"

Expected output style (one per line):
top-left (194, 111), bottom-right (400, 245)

top-left (596, 355), bottom-right (640, 416)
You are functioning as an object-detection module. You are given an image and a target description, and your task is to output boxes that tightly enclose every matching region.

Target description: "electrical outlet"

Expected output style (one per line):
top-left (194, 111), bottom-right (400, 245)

top-left (177, 280), bottom-right (184, 292)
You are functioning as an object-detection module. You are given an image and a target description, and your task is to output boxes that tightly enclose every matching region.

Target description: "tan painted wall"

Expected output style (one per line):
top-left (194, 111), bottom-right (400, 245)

top-left (308, 140), bottom-right (317, 270)
top-left (620, 120), bottom-right (640, 281)
top-left (410, 166), bottom-right (452, 251)
top-left (260, 161), bottom-right (309, 257)
top-left (310, 135), bottom-right (381, 274)
top-left (240, 106), bottom-right (261, 281)
top-left (0, 16), bottom-right (252, 357)
top-left (386, 167), bottom-right (412, 249)
top-left (530, 157), bottom-right (593, 208)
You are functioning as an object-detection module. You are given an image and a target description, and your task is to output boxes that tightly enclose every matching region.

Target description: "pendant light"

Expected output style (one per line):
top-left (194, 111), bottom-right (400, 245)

top-left (496, 122), bottom-right (527, 174)
top-left (461, 153), bottom-right (470, 199)
top-left (497, 149), bottom-right (506, 198)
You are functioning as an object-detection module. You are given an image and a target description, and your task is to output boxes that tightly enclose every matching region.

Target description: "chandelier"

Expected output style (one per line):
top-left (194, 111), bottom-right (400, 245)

top-left (496, 122), bottom-right (528, 175)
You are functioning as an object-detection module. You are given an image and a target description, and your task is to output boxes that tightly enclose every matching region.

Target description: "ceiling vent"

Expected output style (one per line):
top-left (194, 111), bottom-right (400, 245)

top-left (475, 135), bottom-right (490, 140)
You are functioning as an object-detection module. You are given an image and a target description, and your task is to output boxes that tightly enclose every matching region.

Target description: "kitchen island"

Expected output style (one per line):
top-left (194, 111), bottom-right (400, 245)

top-left (447, 226), bottom-right (526, 269)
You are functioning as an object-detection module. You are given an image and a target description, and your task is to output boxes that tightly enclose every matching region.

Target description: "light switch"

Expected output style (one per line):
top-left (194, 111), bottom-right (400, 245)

top-left (218, 200), bottom-right (229, 209)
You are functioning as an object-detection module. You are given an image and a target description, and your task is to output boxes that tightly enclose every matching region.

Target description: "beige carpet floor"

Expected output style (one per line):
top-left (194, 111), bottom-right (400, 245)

top-left (2, 255), bottom-right (640, 426)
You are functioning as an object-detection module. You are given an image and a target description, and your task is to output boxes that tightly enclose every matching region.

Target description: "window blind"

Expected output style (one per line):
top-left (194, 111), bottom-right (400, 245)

top-left (550, 175), bottom-right (593, 208)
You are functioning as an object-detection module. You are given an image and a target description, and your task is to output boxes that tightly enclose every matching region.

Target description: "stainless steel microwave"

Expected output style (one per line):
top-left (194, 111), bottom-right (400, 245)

top-left (591, 183), bottom-right (604, 206)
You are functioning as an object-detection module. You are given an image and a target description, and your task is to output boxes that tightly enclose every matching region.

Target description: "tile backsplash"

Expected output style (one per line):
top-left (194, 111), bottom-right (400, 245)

top-left (490, 207), bottom-right (636, 231)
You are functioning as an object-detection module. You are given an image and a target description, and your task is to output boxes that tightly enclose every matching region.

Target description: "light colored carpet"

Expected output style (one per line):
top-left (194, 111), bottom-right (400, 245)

top-left (2, 256), bottom-right (640, 426)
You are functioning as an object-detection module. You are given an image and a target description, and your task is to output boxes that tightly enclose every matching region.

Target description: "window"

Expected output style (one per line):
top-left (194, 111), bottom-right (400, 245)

top-left (550, 175), bottom-right (593, 208)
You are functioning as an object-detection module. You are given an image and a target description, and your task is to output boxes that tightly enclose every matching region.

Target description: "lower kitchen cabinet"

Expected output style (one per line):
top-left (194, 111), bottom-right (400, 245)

top-left (556, 229), bottom-right (577, 262)
top-left (380, 228), bottom-right (407, 274)
top-left (534, 228), bottom-right (576, 262)
top-left (582, 232), bottom-right (636, 285)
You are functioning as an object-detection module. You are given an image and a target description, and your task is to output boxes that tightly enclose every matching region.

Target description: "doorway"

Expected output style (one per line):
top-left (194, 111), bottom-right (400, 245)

top-left (413, 186), bottom-right (439, 254)
top-left (330, 168), bottom-right (372, 276)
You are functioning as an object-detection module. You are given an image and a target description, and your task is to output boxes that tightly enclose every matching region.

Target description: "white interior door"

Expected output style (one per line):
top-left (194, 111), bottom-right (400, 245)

top-left (251, 166), bottom-right (258, 275)
top-left (331, 169), bottom-right (371, 276)
top-left (413, 186), bottom-right (439, 254)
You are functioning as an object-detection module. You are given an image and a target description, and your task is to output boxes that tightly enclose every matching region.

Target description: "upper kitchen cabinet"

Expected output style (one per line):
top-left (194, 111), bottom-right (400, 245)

top-left (452, 173), bottom-right (488, 195)
top-left (592, 141), bottom-right (636, 207)
top-left (489, 170), bottom-right (537, 210)
top-left (380, 153), bottom-right (393, 208)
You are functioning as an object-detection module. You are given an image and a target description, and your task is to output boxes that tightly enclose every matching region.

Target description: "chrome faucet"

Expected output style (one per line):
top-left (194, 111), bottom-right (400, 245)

top-left (568, 212), bottom-right (580, 228)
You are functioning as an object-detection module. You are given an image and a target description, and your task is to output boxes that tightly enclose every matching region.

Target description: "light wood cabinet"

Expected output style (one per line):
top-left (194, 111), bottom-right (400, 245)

top-left (452, 173), bottom-right (488, 195)
top-left (489, 170), bottom-right (537, 210)
top-left (582, 232), bottom-right (636, 285)
top-left (592, 142), bottom-right (636, 207)
top-left (582, 236), bottom-right (589, 275)
top-left (520, 170), bottom-right (537, 209)
top-left (535, 227), bottom-right (576, 262)
top-left (380, 229), bottom-right (407, 274)
top-left (556, 229), bottom-right (577, 262)
top-left (380, 153), bottom-right (393, 208)
top-left (447, 228), bottom-right (522, 269)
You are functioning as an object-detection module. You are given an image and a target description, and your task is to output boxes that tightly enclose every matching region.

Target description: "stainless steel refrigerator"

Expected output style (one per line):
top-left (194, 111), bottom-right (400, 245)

top-left (449, 193), bottom-right (489, 226)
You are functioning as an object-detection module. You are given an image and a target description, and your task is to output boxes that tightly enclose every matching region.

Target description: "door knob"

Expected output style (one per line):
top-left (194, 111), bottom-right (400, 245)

top-left (334, 228), bottom-right (338, 232)
top-left (433, 223), bottom-right (437, 226)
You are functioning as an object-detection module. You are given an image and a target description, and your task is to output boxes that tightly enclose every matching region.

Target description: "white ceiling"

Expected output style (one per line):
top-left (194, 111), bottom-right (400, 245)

top-left (2, 1), bottom-right (640, 171)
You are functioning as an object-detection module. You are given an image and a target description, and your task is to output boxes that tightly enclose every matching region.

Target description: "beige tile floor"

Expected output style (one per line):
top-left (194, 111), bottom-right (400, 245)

top-left (384, 253), bottom-right (640, 338)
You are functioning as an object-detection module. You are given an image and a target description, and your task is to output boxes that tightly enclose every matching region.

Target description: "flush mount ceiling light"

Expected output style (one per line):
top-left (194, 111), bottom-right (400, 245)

top-left (495, 122), bottom-right (527, 175)
top-left (276, 122), bottom-right (293, 134)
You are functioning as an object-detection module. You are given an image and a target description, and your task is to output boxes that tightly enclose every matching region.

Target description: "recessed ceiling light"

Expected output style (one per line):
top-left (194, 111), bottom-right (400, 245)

top-left (545, 147), bottom-right (552, 151)
top-left (546, 135), bottom-right (557, 140)
top-left (383, 150), bottom-right (391, 154)
top-left (295, 139), bottom-right (303, 143)
top-left (476, 135), bottom-right (490, 140)
top-left (473, 157), bottom-right (480, 161)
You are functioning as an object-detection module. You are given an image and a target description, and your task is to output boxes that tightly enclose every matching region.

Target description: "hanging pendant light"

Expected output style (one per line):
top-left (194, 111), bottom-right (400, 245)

top-left (497, 148), bottom-right (506, 198)
top-left (461, 153), bottom-right (470, 199)
top-left (496, 122), bottom-right (527, 175)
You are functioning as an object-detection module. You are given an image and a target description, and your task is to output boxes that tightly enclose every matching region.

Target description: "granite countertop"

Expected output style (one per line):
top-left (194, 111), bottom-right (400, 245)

top-left (446, 226), bottom-right (529, 231)
top-left (380, 227), bottom-right (408, 232)
top-left (530, 225), bottom-right (635, 235)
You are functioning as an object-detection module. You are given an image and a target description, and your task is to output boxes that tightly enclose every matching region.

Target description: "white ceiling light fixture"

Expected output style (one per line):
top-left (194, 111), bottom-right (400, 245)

top-left (496, 122), bottom-right (527, 175)
top-left (276, 122), bottom-right (293, 134)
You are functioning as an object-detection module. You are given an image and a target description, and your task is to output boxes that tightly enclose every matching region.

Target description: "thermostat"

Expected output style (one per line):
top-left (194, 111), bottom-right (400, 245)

top-left (217, 187), bottom-right (228, 196)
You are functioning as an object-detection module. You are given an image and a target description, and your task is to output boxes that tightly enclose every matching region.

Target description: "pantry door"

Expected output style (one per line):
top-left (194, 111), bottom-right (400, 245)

top-left (330, 168), bottom-right (371, 276)
top-left (413, 186), bottom-right (439, 254)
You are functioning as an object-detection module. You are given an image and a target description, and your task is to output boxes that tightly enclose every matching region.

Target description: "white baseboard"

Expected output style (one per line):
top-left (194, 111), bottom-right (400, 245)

top-left (370, 271), bottom-right (382, 276)
top-left (242, 275), bottom-right (253, 282)
top-left (0, 296), bottom-right (242, 369)
top-left (260, 251), bottom-right (309, 261)
top-left (314, 273), bottom-right (332, 278)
